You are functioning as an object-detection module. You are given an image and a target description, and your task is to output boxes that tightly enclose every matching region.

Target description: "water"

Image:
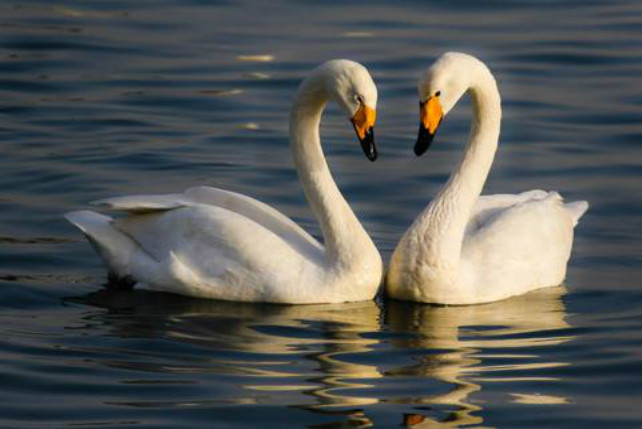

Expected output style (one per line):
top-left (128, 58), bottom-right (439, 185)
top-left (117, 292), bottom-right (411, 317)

top-left (1, 0), bottom-right (640, 427)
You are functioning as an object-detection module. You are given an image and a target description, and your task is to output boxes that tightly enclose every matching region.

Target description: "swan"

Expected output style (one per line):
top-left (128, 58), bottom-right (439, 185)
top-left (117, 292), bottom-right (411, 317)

top-left (386, 52), bottom-right (588, 305)
top-left (65, 59), bottom-right (383, 304)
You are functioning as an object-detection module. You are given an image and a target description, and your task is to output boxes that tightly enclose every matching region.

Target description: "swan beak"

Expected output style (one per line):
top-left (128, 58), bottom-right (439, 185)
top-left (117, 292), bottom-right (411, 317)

top-left (415, 97), bottom-right (443, 156)
top-left (351, 105), bottom-right (377, 161)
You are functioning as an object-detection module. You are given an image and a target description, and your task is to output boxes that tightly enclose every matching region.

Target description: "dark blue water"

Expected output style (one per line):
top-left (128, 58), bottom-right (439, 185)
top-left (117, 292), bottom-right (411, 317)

top-left (1, 1), bottom-right (640, 428)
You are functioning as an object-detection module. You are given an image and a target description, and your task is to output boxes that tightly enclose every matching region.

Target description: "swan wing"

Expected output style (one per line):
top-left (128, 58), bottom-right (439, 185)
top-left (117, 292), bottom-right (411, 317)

top-left (468, 190), bottom-right (587, 235)
top-left (66, 205), bottom-right (326, 302)
top-left (184, 186), bottom-right (321, 251)
top-left (469, 191), bottom-right (572, 242)
top-left (92, 186), bottom-right (322, 257)
top-left (64, 210), bottom-right (157, 281)
top-left (111, 205), bottom-right (325, 302)
top-left (466, 190), bottom-right (549, 235)
top-left (91, 194), bottom-right (189, 214)
top-left (462, 191), bottom-right (587, 299)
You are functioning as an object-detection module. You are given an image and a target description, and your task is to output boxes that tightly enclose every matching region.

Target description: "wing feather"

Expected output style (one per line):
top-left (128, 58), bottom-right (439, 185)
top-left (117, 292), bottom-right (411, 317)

top-left (91, 186), bottom-right (321, 259)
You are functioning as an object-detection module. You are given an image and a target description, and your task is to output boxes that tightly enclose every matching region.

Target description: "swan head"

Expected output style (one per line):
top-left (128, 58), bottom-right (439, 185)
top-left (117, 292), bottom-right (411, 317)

top-left (415, 52), bottom-right (482, 156)
top-left (311, 59), bottom-right (378, 161)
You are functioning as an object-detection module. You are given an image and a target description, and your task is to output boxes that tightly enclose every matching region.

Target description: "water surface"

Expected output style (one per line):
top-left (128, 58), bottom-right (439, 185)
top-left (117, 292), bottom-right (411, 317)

top-left (0, 0), bottom-right (640, 428)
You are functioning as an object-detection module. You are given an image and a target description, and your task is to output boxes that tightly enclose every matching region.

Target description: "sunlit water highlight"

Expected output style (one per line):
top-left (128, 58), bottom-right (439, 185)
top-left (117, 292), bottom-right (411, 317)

top-left (0, 1), bottom-right (640, 428)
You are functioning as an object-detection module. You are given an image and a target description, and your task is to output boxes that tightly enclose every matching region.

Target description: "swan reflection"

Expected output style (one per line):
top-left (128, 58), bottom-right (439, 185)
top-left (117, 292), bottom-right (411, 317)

top-left (71, 285), bottom-right (572, 427)
top-left (385, 286), bottom-right (573, 427)
top-left (71, 290), bottom-right (383, 410)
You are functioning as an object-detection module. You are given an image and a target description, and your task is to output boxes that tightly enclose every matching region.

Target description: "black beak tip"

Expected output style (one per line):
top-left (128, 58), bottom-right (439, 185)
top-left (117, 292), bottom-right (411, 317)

top-left (366, 148), bottom-right (377, 162)
top-left (359, 127), bottom-right (377, 162)
top-left (414, 124), bottom-right (435, 157)
top-left (413, 142), bottom-right (427, 157)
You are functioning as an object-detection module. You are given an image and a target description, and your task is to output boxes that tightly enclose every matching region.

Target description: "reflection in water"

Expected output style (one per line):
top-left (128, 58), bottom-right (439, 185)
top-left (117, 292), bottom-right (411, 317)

top-left (72, 290), bottom-right (383, 410)
top-left (71, 286), bottom-right (572, 428)
top-left (385, 286), bottom-right (572, 428)
top-left (0, 0), bottom-right (637, 426)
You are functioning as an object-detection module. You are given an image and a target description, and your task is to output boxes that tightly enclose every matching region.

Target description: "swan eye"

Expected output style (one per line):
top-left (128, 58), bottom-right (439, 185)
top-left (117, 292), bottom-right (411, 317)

top-left (354, 94), bottom-right (364, 104)
top-left (435, 91), bottom-right (441, 97)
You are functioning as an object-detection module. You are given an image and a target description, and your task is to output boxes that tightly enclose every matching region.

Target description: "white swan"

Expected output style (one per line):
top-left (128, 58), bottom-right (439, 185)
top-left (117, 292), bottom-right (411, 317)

top-left (66, 60), bottom-right (383, 304)
top-left (386, 53), bottom-right (588, 305)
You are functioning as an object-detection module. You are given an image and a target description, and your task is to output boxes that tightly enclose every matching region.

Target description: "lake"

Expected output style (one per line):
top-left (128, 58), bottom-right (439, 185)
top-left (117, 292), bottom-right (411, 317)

top-left (0, 0), bottom-right (640, 428)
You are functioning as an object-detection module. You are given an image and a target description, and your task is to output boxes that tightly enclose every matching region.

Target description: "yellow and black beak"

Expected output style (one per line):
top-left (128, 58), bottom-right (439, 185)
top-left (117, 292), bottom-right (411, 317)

top-left (415, 96), bottom-right (443, 156)
top-left (351, 104), bottom-right (377, 161)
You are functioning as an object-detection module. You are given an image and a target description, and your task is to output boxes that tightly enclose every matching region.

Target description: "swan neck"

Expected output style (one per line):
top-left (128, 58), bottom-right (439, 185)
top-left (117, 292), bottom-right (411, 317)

top-left (289, 82), bottom-right (371, 268)
top-left (424, 67), bottom-right (501, 266)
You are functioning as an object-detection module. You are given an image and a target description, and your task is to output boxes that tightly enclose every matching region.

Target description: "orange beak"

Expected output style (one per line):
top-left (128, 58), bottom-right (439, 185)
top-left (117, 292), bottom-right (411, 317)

top-left (415, 96), bottom-right (443, 156)
top-left (351, 104), bottom-right (377, 161)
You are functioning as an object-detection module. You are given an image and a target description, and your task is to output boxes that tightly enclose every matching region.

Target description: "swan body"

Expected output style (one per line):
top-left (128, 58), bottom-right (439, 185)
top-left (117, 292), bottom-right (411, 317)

top-left (66, 60), bottom-right (383, 304)
top-left (386, 53), bottom-right (588, 305)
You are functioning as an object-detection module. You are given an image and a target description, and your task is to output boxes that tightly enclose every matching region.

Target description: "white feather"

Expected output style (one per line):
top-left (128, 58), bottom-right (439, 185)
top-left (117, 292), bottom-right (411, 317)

top-left (66, 60), bottom-right (383, 304)
top-left (386, 53), bottom-right (588, 304)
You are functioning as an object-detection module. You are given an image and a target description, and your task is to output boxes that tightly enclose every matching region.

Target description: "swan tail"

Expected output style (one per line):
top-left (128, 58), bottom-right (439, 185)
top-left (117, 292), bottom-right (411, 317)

top-left (64, 210), bottom-right (140, 283)
top-left (564, 201), bottom-right (589, 226)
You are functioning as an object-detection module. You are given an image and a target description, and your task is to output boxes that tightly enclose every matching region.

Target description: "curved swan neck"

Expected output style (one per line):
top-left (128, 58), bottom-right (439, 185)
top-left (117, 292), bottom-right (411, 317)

top-left (422, 63), bottom-right (502, 266)
top-left (289, 77), bottom-right (371, 268)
